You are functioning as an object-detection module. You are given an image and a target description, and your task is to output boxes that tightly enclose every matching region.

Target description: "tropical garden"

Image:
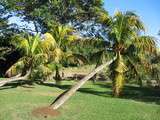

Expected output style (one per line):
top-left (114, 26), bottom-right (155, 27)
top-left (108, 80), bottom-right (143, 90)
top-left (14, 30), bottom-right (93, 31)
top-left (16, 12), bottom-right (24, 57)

top-left (0, 0), bottom-right (160, 120)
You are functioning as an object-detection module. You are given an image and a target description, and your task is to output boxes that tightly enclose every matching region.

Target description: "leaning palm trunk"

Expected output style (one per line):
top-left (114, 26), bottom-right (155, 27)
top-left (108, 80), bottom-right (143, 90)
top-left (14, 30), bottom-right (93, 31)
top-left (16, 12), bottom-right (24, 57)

top-left (50, 58), bottom-right (115, 110)
top-left (0, 70), bottom-right (31, 87)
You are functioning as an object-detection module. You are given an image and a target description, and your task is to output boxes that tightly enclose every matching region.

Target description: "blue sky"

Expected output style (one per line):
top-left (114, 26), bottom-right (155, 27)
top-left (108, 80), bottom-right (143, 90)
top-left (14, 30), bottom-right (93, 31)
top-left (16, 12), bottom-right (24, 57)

top-left (104, 0), bottom-right (160, 46)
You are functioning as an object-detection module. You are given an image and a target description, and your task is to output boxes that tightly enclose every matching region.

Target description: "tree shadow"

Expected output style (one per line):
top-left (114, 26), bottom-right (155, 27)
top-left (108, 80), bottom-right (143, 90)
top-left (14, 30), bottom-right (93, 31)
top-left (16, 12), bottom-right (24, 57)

top-left (1, 80), bottom-right (159, 105)
top-left (0, 80), bottom-right (34, 90)
top-left (40, 82), bottom-right (112, 98)
top-left (39, 82), bottom-right (71, 90)
top-left (78, 88), bottom-right (112, 97)
top-left (94, 82), bottom-right (113, 89)
top-left (40, 82), bottom-right (160, 105)
top-left (121, 85), bottom-right (160, 105)
top-left (0, 85), bottom-right (17, 90)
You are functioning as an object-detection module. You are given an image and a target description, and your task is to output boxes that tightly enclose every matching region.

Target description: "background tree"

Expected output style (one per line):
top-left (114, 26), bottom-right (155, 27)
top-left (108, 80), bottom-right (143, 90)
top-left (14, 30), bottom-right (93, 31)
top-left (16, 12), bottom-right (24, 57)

top-left (0, 0), bottom-right (109, 77)
top-left (0, 4), bottom-right (26, 76)
top-left (1, 0), bottom-right (109, 35)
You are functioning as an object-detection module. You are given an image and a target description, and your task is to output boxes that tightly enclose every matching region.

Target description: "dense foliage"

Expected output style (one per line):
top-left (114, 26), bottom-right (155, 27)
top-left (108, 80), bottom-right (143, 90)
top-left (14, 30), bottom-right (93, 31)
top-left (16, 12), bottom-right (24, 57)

top-left (0, 0), bottom-right (159, 97)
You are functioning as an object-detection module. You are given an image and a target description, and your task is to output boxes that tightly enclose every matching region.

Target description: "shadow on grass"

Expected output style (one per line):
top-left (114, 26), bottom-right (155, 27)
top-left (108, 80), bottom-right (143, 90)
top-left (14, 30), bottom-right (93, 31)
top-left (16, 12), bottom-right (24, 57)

top-left (39, 82), bottom-right (112, 98)
top-left (40, 82), bottom-right (160, 105)
top-left (1, 80), bottom-right (160, 105)
top-left (0, 80), bottom-right (34, 90)
top-left (121, 85), bottom-right (160, 105)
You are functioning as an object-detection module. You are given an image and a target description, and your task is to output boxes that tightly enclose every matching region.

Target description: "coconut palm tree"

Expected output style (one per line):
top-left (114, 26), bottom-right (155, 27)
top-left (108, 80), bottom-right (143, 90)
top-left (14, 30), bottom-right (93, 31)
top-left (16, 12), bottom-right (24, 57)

top-left (50, 11), bottom-right (157, 110)
top-left (0, 33), bottom-right (51, 86)
top-left (7, 34), bottom-right (47, 75)
top-left (0, 24), bottom-right (84, 86)
top-left (107, 11), bottom-right (156, 96)
top-left (46, 25), bottom-right (87, 84)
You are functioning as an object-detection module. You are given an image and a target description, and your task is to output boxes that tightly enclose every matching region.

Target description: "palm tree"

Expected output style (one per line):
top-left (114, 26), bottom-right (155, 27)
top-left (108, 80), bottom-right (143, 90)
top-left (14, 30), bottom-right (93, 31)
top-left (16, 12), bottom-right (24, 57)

top-left (50, 11), bottom-right (157, 109)
top-left (107, 11), bottom-right (156, 96)
top-left (7, 34), bottom-right (46, 75)
top-left (46, 25), bottom-right (87, 84)
top-left (0, 33), bottom-right (52, 86)
top-left (0, 25), bottom-right (82, 86)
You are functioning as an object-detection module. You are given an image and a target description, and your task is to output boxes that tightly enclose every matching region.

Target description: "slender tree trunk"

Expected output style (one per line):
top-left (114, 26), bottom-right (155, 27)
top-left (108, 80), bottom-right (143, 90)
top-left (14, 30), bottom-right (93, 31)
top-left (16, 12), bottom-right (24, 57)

top-left (50, 58), bottom-right (115, 110)
top-left (0, 70), bottom-right (31, 87)
top-left (156, 73), bottom-right (160, 87)
top-left (92, 63), bottom-right (99, 83)
top-left (55, 66), bottom-right (61, 85)
top-left (138, 77), bottom-right (143, 87)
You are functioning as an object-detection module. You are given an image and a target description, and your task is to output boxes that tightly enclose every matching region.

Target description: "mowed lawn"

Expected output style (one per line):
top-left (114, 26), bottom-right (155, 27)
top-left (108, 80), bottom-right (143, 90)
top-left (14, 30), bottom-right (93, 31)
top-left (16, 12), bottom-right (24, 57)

top-left (0, 81), bottom-right (160, 120)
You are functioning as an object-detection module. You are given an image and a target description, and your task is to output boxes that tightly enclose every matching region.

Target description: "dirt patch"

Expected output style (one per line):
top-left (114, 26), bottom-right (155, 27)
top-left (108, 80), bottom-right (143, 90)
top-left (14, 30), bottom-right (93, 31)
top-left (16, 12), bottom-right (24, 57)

top-left (32, 106), bottom-right (60, 118)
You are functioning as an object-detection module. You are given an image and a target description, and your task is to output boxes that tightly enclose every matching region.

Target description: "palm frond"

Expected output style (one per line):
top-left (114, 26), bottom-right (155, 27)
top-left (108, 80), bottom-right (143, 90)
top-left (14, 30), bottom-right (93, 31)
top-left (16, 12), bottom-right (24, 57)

top-left (51, 48), bottom-right (64, 63)
top-left (109, 11), bottom-right (145, 49)
top-left (42, 33), bottom-right (57, 52)
top-left (31, 34), bottom-right (41, 54)
top-left (134, 36), bottom-right (157, 54)
top-left (66, 52), bottom-right (88, 65)
top-left (126, 59), bottom-right (138, 76)
top-left (32, 53), bottom-right (48, 67)
top-left (90, 49), bottom-right (106, 64)
top-left (50, 25), bottom-right (78, 47)
top-left (93, 6), bottom-right (110, 25)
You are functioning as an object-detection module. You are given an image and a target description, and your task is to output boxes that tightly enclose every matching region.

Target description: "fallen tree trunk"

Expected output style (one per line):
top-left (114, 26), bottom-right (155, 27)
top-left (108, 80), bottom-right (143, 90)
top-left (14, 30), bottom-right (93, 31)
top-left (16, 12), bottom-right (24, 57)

top-left (50, 58), bottom-right (115, 110)
top-left (0, 70), bottom-right (30, 87)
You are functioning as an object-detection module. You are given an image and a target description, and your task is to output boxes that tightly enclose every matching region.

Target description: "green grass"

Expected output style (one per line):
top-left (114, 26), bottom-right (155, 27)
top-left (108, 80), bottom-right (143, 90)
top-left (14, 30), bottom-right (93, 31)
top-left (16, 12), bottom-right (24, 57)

top-left (0, 81), bottom-right (160, 120)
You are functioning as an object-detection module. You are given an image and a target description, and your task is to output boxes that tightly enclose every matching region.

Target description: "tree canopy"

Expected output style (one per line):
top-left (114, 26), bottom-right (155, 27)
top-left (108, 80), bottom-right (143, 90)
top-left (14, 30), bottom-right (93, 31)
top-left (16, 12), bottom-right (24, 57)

top-left (1, 0), bottom-right (109, 35)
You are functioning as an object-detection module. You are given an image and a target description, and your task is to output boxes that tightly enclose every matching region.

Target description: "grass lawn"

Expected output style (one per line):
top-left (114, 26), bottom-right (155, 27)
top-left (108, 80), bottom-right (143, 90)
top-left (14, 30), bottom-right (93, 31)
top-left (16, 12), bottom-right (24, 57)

top-left (0, 81), bottom-right (160, 120)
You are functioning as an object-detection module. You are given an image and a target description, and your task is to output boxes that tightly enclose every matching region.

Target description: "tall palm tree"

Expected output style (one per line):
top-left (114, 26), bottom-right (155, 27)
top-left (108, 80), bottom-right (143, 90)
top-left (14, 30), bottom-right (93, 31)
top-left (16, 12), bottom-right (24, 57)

top-left (107, 11), bottom-right (156, 96)
top-left (50, 11), bottom-right (157, 109)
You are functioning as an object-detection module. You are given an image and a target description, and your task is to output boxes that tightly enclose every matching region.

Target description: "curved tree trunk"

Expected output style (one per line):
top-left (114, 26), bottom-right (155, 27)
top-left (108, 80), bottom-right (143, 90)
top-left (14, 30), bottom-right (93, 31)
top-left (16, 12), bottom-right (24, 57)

top-left (50, 58), bottom-right (115, 110)
top-left (0, 70), bottom-right (31, 87)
